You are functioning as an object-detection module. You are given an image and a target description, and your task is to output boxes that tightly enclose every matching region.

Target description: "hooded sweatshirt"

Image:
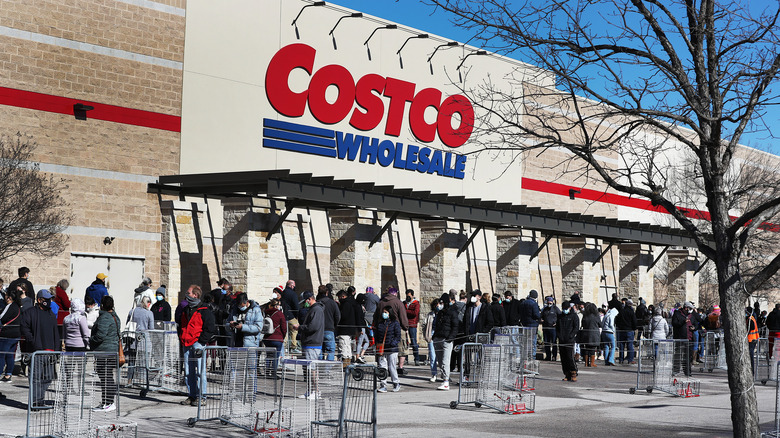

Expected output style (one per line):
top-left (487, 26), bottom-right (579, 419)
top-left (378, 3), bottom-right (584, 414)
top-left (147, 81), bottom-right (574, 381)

top-left (63, 298), bottom-right (90, 348)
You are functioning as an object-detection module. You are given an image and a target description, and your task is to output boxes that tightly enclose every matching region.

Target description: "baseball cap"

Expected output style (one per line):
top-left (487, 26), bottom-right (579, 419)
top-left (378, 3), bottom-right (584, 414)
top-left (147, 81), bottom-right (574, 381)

top-left (301, 290), bottom-right (314, 301)
top-left (37, 289), bottom-right (53, 300)
top-left (96, 273), bottom-right (107, 281)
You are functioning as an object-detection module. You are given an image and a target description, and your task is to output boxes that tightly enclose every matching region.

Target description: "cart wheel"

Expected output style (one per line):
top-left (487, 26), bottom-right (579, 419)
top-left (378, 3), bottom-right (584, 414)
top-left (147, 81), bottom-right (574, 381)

top-left (449, 401), bottom-right (458, 409)
top-left (139, 390), bottom-right (148, 398)
top-left (220, 420), bottom-right (228, 425)
top-left (351, 368), bottom-right (364, 381)
top-left (376, 368), bottom-right (388, 380)
top-left (474, 402), bottom-right (482, 408)
top-left (708, 369), bottom-right (713, 373)
top-left (762, 380), bottom-right (768, 385)
top-left (186, 418), bottom-right (196, 427)
top-left (646, 387), bottom-right (653, 394)
top-left (629, 387), bottom-right (636, 394)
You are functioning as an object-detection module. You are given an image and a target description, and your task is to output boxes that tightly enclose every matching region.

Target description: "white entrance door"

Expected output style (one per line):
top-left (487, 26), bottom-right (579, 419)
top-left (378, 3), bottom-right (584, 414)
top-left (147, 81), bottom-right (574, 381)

top-left (70, 254), bottom-right (145, 324)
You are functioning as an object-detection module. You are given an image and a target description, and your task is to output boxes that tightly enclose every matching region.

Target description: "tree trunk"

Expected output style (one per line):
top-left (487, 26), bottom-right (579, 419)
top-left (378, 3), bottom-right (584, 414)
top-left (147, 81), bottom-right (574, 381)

top-left (719, 255), bottom-right (759, 437)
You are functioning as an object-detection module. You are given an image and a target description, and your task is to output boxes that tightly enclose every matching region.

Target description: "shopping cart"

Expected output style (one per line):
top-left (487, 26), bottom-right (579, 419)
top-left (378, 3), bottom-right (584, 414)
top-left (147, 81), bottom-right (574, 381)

top-left (630, 339), bottom-right (700, 397)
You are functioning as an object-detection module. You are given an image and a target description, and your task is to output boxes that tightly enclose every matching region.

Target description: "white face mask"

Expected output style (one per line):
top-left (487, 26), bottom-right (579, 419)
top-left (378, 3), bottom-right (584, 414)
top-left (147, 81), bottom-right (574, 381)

top-left (470, 296), bottom-right (478, 303)
top-left (437, 304), bottom-right (444, 311)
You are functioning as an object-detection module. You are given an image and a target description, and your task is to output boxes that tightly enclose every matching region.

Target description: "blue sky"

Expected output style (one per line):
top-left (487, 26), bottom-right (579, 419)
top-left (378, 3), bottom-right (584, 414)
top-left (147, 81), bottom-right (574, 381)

top-left (327, 0), bottom-right (778, 155)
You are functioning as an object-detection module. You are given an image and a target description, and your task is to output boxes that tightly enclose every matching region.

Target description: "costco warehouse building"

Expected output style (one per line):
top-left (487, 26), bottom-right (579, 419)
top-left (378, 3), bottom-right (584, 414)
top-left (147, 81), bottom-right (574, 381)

top-left (1, 0), bottom-right (776, 320)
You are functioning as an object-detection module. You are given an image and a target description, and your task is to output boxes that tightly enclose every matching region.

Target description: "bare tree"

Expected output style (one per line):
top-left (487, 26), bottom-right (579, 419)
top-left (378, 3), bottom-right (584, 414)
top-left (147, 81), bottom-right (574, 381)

top-left (426, 0), bottom-right (780, 435)
top-left (0, 133), bottom-right (70, 262)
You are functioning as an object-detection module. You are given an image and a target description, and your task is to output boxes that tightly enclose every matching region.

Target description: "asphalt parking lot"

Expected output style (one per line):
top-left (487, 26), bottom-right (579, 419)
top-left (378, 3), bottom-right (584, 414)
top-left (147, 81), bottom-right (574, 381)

top-left (0, 358), bottom-right (776, 437)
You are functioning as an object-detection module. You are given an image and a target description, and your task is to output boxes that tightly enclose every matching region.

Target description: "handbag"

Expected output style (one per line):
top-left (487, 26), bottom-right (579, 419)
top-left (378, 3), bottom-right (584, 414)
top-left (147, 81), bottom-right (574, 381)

top-left (376, 325), bottom-right (388, 355)
top-left (112, 313), bottom-right (126, 367)
top-left (125, 307), bottom-right (138, 333)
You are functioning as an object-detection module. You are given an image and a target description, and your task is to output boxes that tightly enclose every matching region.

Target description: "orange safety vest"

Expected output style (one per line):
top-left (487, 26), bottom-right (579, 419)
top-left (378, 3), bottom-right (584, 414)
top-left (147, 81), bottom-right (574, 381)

top-left (747, 315), bottom-right (759, 343)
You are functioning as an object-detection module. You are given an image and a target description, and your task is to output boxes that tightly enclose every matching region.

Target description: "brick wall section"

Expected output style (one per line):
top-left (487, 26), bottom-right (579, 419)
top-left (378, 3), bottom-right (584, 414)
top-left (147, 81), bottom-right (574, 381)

top-left (667, 249), bottom-right (700, 306)
top-left (0, 0), bottom-right (185, 62)
top-left (418, 221), bottom-right (467, 306)
top-left (160, 201), bottom-right (204, 301)
top-left (496, 229), bottom-right (541, 296)
top-left (328, 209), bottom-right (385, 292)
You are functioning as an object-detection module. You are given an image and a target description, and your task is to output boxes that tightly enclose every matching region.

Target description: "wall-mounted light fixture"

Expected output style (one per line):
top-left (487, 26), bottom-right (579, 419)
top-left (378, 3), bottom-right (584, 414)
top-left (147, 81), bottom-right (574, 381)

top-left (396, 33), bottom-right (429, 69)
top-left (364, 24), bottom-right (398, 60)
top-left (291, 1), bottom-right (326, 40)
top-left (456, 50), bottom-right (487, 82)
top-left (427, 41), bottom-right (459, 74)
top-left (103, 236), bottom-right (115, 245)
top-left (329, 12), bottom-right (363, 49)
top-left (73, 103), bottom-right (94, 120)
top-left (568, 189), bottom-right (581, 200)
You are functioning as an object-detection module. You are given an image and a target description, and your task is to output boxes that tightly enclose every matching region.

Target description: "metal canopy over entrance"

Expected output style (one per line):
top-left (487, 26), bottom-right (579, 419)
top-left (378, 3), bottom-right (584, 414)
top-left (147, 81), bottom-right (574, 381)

top-left (149, 169), bottom-right (701, 248)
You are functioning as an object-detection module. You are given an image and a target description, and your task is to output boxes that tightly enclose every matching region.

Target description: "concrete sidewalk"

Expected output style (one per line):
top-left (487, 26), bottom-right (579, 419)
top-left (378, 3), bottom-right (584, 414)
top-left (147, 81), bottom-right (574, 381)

top-left (0, 359), bottom-right (775, 437)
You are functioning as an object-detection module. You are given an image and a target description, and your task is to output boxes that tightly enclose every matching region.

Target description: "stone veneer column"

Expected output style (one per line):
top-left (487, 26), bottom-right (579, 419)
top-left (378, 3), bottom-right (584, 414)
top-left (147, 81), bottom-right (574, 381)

top-left (618, 244), bottom-right (655, 302)
top-left (667, 248), bottom-right (700, 305)
top-left (560, 237), bottom-right (603, 304)
top-left (160, 200), bottom-right (205, 300)
top-left (222, 198), bottom-right (288, 301)
top-left (419, 221), bottom-right (467, 303)
top-left (496, 229), bottom-right (540, 296)
top-left (328, 209), bottom-right (385, 291)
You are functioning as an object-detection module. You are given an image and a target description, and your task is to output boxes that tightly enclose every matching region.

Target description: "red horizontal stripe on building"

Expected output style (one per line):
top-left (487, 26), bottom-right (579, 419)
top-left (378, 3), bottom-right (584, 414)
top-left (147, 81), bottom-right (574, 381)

top-left (0, 87), bottom-right (181, 132)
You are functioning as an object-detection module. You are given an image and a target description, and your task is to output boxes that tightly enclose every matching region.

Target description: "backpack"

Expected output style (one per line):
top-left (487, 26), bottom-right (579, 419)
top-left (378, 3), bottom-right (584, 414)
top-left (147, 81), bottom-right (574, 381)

top-left (261, 314), bottom-right (275, 335)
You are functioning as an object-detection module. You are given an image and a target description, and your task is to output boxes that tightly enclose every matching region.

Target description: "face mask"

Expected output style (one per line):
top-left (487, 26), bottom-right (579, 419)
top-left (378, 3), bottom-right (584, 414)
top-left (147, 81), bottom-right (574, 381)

top-left (239, 305), bottom-right (248, 312)
top-left (437, 304), bottom-right (444, 311)
top-left (303, 301), bottom-right (311, 308)
top-left (272, 293), bottom-right (279, 300)
top-left (504, 298), bottom-right (511, 303)
top-left (156, 296), bottom-right (163, 301)
top-left (221, 290), bottom-right (227, 295)
top-left (382, 312), bottom-right (390, 320)
top-left (546, 303), bottom-right (552, 307)
top-left (563, 309), bottom-right (570, 314)
top-left (470, 296), bottom-right (478, 303)
top-left (40, 300), bottom-right (51, 309)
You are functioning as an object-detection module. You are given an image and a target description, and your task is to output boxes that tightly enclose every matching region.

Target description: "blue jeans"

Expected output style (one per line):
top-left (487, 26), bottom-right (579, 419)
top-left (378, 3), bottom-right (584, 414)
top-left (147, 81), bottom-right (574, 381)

top-left (322, 331), bottom-right (336, 361)
top-left (264, 340), bottom-right (284, 370)
top-left (692, 330), bottom-right (701, 356)
top-left (184, 343), bottom-right (206, 399)
top-left (617, 330), bottom-right (635, 363)
top-left (601, 332), bottom-right (616, 364)
top-left (408, 327), bottom-right (420, 361)
top-left (0, 337), bottom-right (18, 376)
top-left (427, 341), bottom-right (437, 377)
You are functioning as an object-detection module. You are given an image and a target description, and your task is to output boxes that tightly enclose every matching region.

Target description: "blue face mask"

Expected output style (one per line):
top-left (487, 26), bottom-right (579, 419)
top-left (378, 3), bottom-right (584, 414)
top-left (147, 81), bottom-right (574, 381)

top-left (563, 309), bottom-right (570, 314)
top-left (156, 296), bottom-right (163, 301)
top-left (437, 304), bottom-right (444, 311)
top-left (239, 305), bottom-right (248, 312)
top-left (382, 312), bottom-right (390, 320)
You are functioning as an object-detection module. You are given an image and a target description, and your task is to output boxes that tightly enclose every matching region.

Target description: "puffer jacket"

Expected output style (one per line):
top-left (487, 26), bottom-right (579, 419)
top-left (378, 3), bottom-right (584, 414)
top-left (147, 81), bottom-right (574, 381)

top-left (432, 305), bottom-right (459, 341)
top-left (228, 300), bottom-right (264, 347)
top-left (649, 315), bottom-right (669, 340)
top-left (89, 310), bottom-right (121, 352)
top-left (579, 313), bottom-right (601, 346)
top-left (557, 310), bottom-right (580, 344)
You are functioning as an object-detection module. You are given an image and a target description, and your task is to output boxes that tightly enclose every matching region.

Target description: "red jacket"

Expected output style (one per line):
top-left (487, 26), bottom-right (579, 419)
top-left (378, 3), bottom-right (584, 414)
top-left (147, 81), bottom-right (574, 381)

top-left (180, 304), bottom-right (217, 347)
top-left (54, 286), bottom-right (71, 325)
top-left (406, 299), bottom-right (420, 328)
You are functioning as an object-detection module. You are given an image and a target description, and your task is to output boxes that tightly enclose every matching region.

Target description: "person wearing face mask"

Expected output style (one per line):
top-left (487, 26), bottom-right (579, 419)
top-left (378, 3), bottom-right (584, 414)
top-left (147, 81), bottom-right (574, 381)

top-left (490, 294), bottom-right (507, 328)
top-left (84, 295), bottom-right (100, 330)
top-left (460, 290), bottom-right (494, 341)
top-left (557, 300), bottom-right (580, 381)
top-left (227, 293), bottom-right (264, 348)
top-left (503, 291), bottom-right (522, 326)
top-left (432, 293), bottom-right (459, 390)
top-left (20, 289), bottom-right (61, 409)
top-left (179, 285), bottom-right (216, 406)
top-left (374, 306), bottom-right (402, 393)
top-left (541, 296), bottom-right (561, 361)
top-left (151, 287), bottom-right (171, 323)
top-left (0, 289), bottom-right (22, 383)
top-left (519, 290), bottom-right (541, 357)
top-left (420, 298), bottom-right (439, 381)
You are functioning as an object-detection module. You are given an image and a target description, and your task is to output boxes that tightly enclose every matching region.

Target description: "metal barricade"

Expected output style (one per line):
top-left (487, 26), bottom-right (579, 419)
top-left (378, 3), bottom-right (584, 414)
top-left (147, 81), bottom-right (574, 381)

top-left (220, 347), bottom-right (280, 434)
top-left (701, 330), bottom-right (726, 372)
top-left (26, 351), bottom-right (133, 438)
top-left (313, 364), bottom-right (379, 438)
top-left (122, 329), bottom-right (186, 396)
top-left (755, 337), bottom-right (780, 385)
top-left (630, 340), bottom-right (700, 397)
top-left (493, 334), bottom-right (535, 391)
top-left (493, 327), bottom-right (538, 375)
top-left (187, 346), bottom-right (227, 427)
top-left (279, 358), bottom-right (345, 437)
top-left (762, 362), bottom-right (780, 437)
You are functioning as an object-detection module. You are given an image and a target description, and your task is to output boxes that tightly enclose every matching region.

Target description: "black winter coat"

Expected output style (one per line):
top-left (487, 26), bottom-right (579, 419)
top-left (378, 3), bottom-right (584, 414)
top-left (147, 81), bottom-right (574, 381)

top-left (541, 305), bottom-right (561, 328)
top-left (337, 296), bottom-right (363, 337)
top-left (616, 306), bottom-right (638, 331)
top-left (490, 302), bottom-right (506, 328)
top-left (672, 310), bottom-right (689, 340)
top-left (557, 311), bottom-right (580, 344)
top-left (461, 303), bottom-right (494, 335)
top-left (20, 305), bottom-right (60, 352)
top-left (503, 299), bottom-right (522, 326)
top-left (519, 299), bottom-right (541, 327)
top-left (433, 305), bottom-right (459, 341)
top-left (580, 313), bottom-right (601, 346)
top-left (767, 309), bottom-right (780, 332)
top-left (318, 296), bottom-right (341, 332)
